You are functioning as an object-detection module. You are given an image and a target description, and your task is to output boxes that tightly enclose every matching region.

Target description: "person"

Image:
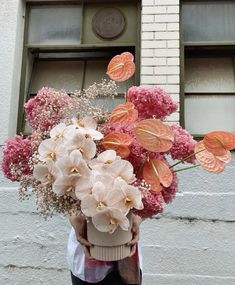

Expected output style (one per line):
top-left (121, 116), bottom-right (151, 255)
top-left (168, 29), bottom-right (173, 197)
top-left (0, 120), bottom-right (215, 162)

top-left (67, 213), bottom-right (142, 285)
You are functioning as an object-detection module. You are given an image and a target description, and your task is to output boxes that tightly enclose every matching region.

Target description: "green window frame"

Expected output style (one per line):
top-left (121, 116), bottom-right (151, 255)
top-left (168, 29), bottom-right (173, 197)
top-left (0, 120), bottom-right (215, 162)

top-left (18, 0), bottom-right (141, 133)
top-left (180, 0), bottom-right (235, 137)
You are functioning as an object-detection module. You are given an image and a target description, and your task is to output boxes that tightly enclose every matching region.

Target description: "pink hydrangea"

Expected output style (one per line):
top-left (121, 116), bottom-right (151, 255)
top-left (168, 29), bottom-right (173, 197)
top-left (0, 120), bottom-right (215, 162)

top-left (161, 172), bottom-right (178, 203)
top-left (127, 86), bottom-right (178, 119)
top-left (1, 135), bottom-right (33, 181)
top-left (24, 87), bottom-right (71, 131)
top-left (169, 123), bottom-right (197, 163)
top-left (134, 190), bottom-right (164, 219)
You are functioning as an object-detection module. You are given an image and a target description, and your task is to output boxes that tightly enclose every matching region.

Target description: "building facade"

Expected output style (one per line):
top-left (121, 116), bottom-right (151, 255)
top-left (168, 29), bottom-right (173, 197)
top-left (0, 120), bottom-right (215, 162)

top-left (0, 0), bottom-right (235, 284)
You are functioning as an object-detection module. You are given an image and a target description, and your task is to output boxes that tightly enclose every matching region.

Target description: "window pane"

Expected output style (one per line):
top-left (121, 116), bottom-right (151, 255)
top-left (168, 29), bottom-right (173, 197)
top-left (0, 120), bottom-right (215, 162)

top-left (91, 97), bottom-right (124, 112)
top-left (29, 60), bottom-right (84, 94)
top-left (185, 58), bottom-right (235, 93)
top-left (84, 60), bottom-right (135, 94)
top-left (185, 95), bottom-right (235, 134)
top-left (182, 2), bottom-right (235, 42)
top-left (28, 6), bottom-right (81, 45)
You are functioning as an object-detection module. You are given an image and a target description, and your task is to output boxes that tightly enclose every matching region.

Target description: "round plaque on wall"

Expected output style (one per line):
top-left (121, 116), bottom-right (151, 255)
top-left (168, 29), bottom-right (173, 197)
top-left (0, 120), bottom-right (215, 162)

top-left (92, 8), bottom-right (126, 40)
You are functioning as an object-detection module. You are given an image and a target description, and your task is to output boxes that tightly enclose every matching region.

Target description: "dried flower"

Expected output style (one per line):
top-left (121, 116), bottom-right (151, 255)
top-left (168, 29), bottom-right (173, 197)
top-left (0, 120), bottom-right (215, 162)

top-left (169, 123), bottom-right (197, 163)
top-left (24, 87), bottom-right (71, 131)
top-left (127, 86), bottom-right (178, 120)
top-left (1, 135), bottom-right (33, 181)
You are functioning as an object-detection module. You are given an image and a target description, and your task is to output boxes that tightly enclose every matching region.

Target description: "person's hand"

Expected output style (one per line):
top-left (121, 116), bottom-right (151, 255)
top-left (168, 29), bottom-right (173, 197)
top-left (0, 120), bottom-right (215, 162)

top-left (68, 213), bottom-right (93, 259)
top-left (127, 214), bottom-right (142, 257)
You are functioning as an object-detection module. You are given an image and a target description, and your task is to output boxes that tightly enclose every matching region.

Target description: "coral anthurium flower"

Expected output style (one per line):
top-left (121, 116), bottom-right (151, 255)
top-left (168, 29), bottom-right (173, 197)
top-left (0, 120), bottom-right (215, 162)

top-left (203, 131), bottom-right (235, 156)
top-left (102, 132), bottom-right (132, 158)
top-left (143, 158), bottom-right (173, 192)
top-left (107, 52), bottom-right (135, 82)
top-left (134, 119), bottom-right (174, 152)
top-left (195, 141), bottom-right (231, 173)
top-left (92, 208), bottom-right (130, 233)
top-left (109, 102), bottom-right (138, 124)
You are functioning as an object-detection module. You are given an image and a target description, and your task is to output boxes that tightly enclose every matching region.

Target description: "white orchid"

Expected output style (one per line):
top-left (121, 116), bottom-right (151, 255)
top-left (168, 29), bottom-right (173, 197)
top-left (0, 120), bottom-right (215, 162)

top-left (55, 150), bottom-right (90, 177)
top-left (50, 123), bottom-right (67, 142)
top-left (66, 133), bottom-right (96, 160)
top-left (89, 150), bottom-right (120, 172)
top-left (109, 159), bottom-right (136, 184)
top-left (52, 175), bottom-right (92, 200)
top-left (92, 208), bottom-right (130, 233)
top-left (111, 178), bottom-right (143, 213)
top-left (91, 172), bottom-right (114, 189)
top-left (81, 182), bottom-right (108, 217)
top-left (38, 138), bottom-right (66, 162)
top-left (71, 117), bottom-right (103, 140)
top-left (33, 161), bottom-right (60, 184)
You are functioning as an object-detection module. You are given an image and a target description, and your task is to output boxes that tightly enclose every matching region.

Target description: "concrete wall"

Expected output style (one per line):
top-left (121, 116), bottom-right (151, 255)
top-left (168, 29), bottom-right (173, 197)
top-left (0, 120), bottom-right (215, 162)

top-left (0, 0), bottom-right (235, 284)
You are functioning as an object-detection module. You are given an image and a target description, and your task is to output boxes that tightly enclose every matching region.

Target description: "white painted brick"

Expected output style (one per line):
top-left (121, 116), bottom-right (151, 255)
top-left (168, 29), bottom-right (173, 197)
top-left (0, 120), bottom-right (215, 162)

top-left (142, 14), bottom-right (154, 23)
top-left (141, 66), bottom-right (154, 75)
top-left (141, 218), bottom-right (235, 250)
top-left (155, 75), bottom-right (168, 84)
top-left (155, 0), bottom-right (179, 5)
top-left (179, 159), bottom-right (235, 194)
top-left (142, 0), bottom-right (155, 5)
top-left (167, 22), bottom-right (180, 31)
top-left (167, 5), bottom-right (180, 14)
top-left (156, 57), bottom-right (167, 65)
top-left (167, 57), bottom-right (180, 65)
top-left (167, 110), bottom-right (180, 121)
top-left (141, 57), bottom-right (158, 66)
top-left (141, 75), bottom-right (167, 85)
top-left (164, 192), bottom-right (235, 221)
top-left (167, 39), bottom-right (180, 48)
top-left (154, 48), bottom-right (180, 57)
top-left (141, 75), bottom-right (158, 84)
top-left (163, 84), bottom-right (180, 93)
top-left (142, 40), bottom-right (167, 48)
top-left (155, 31), bottom-right (179, 40)
top-left (143, 6), bottom-right (167, 15)
top-left (0, 267), bottom-right (70, 285)
top-left (143, 246), bottom-right (235, 276)
top-left (154, 66), bottom-right (180, 75)
top-left (168, 93), bottom-right (179, 102)
top-left (141, 48), bottom-right (154, 57)
top-left (155, 14), bottom-right (179, 23)
top-left (167, 75), bottom-right (180, 83)
top-left (142, 23), bottom-right (167, 32)
top-left (142, 32), bottom-right (154, 40)
top-left (144, 275), bottom-right (235, 285)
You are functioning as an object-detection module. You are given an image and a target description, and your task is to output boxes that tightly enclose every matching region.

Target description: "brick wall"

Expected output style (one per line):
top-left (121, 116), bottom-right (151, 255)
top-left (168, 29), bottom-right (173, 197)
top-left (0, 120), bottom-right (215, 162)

top-left (141, 0), bottom-right (180, 121)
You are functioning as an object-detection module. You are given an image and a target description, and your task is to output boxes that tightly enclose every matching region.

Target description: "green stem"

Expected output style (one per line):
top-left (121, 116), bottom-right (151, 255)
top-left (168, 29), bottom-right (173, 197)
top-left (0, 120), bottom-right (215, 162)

top-left (173, 164), bottom-right (200, 173)
top-left (169, 148), bottom-right (205, 169)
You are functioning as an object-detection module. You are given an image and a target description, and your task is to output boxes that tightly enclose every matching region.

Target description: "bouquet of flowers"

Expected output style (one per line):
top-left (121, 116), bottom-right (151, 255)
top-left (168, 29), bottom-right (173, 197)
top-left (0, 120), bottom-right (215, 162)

top-left (2, 52), bottom-right (235, 241)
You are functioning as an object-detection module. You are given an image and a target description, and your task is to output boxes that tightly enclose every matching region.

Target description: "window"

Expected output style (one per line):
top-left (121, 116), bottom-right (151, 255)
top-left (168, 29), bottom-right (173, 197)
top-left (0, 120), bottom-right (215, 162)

top-left (181, 1), bottom-right (235, 136)
top-left (18, 1), bottom-right (140, 133)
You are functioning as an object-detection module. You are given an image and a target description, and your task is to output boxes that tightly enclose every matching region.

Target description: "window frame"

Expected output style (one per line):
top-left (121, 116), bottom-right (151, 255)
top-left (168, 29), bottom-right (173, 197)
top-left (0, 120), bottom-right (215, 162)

top-left (18, 0), bottom-right (141, 133)
top-left (180, 0), bottom-right (235, 137)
